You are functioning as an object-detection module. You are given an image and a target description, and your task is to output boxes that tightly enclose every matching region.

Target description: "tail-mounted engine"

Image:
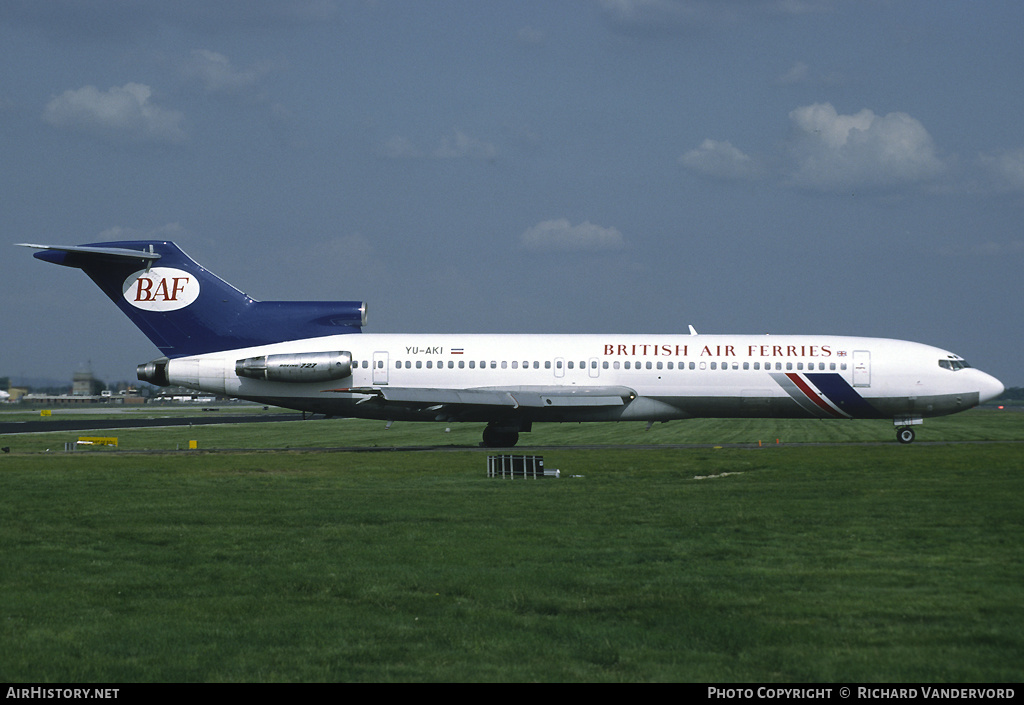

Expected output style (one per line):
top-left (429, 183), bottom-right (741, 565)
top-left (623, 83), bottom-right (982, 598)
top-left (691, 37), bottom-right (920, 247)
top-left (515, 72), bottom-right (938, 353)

top-left (235, 351), bottom-right (353, 383)
top-left (137, 357), bottom-right (170, 386)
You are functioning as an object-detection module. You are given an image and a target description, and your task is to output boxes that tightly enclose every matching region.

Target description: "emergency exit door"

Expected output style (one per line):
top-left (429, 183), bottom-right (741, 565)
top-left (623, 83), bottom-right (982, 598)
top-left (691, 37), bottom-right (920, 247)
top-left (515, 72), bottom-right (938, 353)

top-left (373, 351), bottom-right (389, 385)
top-left (853, 350), bottom-right (871, 387)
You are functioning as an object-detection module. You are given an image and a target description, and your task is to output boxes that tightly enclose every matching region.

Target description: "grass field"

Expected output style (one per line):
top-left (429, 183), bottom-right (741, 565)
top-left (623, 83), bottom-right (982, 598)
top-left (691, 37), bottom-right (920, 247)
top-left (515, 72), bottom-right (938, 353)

top-left (3, 406), bottom-right (1023, 453)
top-left (1, 410), bottom-right (1022, 682)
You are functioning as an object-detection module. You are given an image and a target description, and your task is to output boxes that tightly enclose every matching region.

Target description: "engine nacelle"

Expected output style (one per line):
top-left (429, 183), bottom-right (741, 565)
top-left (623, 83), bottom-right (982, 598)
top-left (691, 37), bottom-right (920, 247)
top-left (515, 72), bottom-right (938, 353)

top-left (137, 357), bottom-right (170, 386)
top-left (235, 351), bottom-right (353, 383)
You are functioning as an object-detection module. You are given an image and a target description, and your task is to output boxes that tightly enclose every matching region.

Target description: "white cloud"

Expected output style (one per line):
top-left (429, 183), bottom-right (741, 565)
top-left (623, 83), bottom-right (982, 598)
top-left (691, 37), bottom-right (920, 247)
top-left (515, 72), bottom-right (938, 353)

top-left (597, 0), bottom-right (830, 33)
top-left (679, 139), bottom-right (762, 180)
top-left (434, 130), bottom-right (497, 160)
top-left (775, 61), bottom-right (841, 87)
top-left (938, 240), bottom-right (1024, 258)
top-left (976, 148), bottom-right (1024, 193)
top-left (682, 103), bottom-right (950, 193)
top-left (520, 219), bottom-right (625, 251)
top-left (382, 135), bottom-right (423, 159)
top-left (785, 102), bottom-right (946, 192)
top-left (43, 83), bottom-right (186, 144)
top-left (382, 130), bottom-right (497, 161)
top-left (517, 26), bottom-right (546, 44)
top-left (96, 223), bottom-right (190, 244)
top-left (777, 61), bottom-right (810, 85)
top-left (186, 49), bottom-right (264, 96)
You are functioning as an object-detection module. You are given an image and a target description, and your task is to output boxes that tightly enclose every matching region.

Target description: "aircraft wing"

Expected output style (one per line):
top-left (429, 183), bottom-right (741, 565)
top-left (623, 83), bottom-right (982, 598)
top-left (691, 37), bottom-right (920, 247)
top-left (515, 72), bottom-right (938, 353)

top-left (327, 385), bottom-right (637, 410)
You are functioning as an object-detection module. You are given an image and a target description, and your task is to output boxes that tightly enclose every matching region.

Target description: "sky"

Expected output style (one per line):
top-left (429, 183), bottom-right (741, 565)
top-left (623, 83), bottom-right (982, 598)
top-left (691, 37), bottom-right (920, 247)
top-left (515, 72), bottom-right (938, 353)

top-left (2, 0), bottom-right (1022, 388)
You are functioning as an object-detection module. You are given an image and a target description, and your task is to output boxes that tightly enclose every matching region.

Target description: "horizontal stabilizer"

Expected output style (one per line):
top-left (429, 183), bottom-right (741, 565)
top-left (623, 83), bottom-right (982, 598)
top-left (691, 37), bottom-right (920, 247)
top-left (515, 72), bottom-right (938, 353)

top-left (18, 243), bottom-right (162, 264)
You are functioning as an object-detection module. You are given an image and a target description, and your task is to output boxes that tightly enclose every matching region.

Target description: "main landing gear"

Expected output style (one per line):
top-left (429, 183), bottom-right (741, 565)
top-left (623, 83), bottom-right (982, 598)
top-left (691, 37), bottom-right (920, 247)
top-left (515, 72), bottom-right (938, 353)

top-left (896, 427), bottom-right (916, 444)
top-left (481, 421), bottom-right (530, 448)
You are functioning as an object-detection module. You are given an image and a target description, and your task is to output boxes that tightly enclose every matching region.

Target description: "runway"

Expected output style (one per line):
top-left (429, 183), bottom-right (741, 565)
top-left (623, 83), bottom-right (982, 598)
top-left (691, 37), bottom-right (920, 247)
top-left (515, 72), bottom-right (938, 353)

top-left (2, 409), bottom-right (1017, 452)
top-left (0, 412), bottom-right (306, 436)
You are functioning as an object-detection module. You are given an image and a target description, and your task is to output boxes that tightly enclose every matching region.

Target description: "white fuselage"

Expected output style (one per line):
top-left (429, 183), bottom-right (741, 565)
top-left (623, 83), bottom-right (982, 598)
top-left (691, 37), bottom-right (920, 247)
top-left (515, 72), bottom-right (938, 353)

top-left (160, 333), bottom-right (1004, 426)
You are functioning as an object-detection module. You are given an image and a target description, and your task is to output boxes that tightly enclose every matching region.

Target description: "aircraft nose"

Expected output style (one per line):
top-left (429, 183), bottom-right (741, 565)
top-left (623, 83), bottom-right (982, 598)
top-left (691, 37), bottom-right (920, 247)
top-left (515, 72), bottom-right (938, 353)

top-left (978, 372), bottom-right (1005, 404)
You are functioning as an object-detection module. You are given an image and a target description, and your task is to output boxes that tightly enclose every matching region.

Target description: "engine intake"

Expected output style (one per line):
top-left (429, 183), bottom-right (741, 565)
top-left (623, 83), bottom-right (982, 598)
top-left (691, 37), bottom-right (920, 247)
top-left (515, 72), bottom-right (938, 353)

top-left (236, 351), bottom-right (353, 383)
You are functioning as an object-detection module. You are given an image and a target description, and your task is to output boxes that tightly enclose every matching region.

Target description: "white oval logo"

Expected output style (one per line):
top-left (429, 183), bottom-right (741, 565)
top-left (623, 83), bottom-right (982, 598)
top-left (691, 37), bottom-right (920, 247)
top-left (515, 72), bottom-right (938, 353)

top-left (123, 267), bottom-right (201, 311)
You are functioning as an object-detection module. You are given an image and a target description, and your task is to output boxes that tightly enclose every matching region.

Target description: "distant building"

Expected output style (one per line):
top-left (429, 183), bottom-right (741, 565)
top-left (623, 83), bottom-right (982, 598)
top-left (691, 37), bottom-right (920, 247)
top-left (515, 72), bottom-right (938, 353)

top-left (73, 369), bottom-right (104, 396)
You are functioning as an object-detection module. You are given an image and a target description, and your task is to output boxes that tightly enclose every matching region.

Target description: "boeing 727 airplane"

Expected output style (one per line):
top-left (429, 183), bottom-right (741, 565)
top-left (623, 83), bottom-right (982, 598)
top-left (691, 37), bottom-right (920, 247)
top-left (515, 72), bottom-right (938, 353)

top-left (20, 240), bottom-right (1004, 446)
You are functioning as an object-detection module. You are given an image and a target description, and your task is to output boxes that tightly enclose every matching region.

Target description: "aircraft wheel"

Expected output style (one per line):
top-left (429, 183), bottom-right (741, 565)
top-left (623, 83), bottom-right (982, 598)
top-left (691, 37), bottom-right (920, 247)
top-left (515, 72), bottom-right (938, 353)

top-left (896, 427), bottom-right (915, 444)
top-left (482, 426), bottom-right (519, 447)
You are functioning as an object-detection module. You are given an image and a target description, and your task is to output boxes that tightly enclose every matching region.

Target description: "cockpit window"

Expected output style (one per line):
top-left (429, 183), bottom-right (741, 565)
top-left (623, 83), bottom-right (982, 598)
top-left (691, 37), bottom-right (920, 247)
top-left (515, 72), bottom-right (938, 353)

top-left (938, 359), bottom-right (972, 371)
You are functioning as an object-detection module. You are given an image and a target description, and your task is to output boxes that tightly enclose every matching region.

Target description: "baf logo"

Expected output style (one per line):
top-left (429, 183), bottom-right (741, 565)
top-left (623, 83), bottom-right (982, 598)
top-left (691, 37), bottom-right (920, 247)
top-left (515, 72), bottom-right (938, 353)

top-left (122, 267), bottom-right (200, 311)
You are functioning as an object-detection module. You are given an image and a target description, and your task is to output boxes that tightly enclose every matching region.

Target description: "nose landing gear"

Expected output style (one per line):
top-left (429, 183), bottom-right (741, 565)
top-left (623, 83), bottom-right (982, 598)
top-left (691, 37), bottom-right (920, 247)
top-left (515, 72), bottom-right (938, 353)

top-left (894, 415), bottom-right (922, 444)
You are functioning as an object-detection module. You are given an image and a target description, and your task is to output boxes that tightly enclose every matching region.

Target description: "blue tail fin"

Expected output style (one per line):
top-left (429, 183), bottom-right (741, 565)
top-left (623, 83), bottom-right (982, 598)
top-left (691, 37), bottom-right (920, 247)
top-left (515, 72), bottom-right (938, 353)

top-left (21, 241), bottom-right (366, 358)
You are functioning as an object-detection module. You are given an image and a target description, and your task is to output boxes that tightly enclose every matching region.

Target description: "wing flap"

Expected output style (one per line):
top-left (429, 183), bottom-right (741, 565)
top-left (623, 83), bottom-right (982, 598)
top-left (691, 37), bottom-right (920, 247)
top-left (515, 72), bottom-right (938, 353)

top-left (381, 388), bottom-right (519, 407)
top-left (325, 385), bottom-right (636, 409)
top-left (510, 388), bottom-right (634, 408)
